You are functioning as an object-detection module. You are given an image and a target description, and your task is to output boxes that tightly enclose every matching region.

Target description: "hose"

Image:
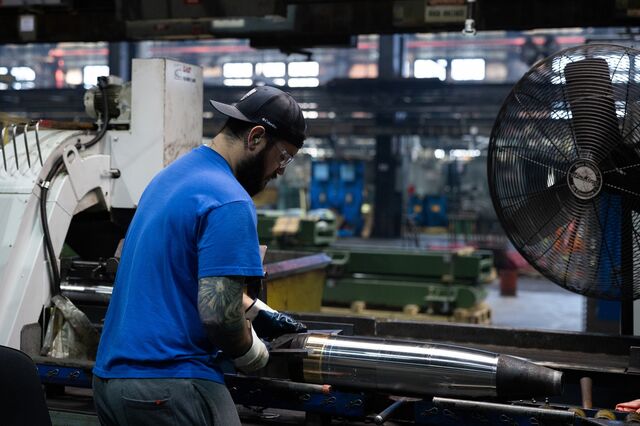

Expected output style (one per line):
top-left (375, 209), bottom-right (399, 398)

top-left (40, 76), bottom-right (111, 296)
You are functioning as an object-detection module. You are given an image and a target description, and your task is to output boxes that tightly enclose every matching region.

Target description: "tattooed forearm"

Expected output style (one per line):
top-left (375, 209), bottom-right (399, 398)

top-left (198, 276), bottom-right (251, 356)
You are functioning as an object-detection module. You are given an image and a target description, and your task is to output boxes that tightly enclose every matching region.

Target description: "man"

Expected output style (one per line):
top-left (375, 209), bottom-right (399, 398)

top-left (93, 86), bottom-right (307, 425)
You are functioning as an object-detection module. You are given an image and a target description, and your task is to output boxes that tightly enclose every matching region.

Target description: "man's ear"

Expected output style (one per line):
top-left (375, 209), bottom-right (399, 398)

top-left (248, 126), bottom-right (266, 150)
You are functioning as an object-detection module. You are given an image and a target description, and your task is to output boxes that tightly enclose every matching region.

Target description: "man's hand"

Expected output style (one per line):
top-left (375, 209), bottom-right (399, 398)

top-left (245, 298), bottom-right (307, 340)
top-left (232, 324), bottom-right (269, 374)
top-left (616, 399), bottom-right (640, 413)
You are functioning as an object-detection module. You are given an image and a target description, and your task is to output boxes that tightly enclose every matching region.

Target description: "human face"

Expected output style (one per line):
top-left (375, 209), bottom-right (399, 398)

top-left (264, 140), bottom-right (298, 181)
top-left (236, 144), bottom-right (270, 197)
top-left (275, 142), bottom-right (294, 169)
top-left (236, 139), bottom-right (297, 197)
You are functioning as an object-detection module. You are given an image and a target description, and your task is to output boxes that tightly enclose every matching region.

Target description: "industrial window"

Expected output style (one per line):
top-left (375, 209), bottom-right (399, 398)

top-left (413, 59), bottom-right (447, 81)
top-left (223, 62), bottom-right (253, 78)
top-left (288, 77), bottom-right (319, 87)
top-left (450, 58), bottom-right (485, 81)
top-left (83, 65), bottom-right (109, 88)
top-left (65, 68), bottom-right (83, 86)
top-left (255, 62), bottom-right (285, 78)
top-left (288, 61), bottom-right (319, 77)
top-left (223, 78), bottom-right (253, 86)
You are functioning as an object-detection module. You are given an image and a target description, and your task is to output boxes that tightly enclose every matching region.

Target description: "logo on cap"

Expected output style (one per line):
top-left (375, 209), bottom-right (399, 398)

top-left (261, 117), bottom-right (277, 130)
top-left (240, 88), bottom-right (257, 101)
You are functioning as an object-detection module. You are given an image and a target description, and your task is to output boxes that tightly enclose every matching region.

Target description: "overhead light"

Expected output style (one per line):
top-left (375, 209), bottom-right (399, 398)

top-left (223, 62), bottom-right (253, 78)
top-left (83, 65), bottom-right (109, 87)
top-left (451, 59), bottom-right (485, 81)
top-left (288, 78), bottom-right (319, 87)
top-left (223, 78), bottom-right (253, 86)
top-left (288, 61), bottom-right (319, 77)
top-left (256, 62), bottom-right (285, 78)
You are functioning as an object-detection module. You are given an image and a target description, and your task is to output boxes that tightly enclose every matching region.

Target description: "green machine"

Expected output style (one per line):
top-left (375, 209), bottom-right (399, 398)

top-left (322, 247), bottom-right (493, 314)
top-left (257, 209), bottom-right (338, 248)
top-left (257, 212), bottom-right (493, 315)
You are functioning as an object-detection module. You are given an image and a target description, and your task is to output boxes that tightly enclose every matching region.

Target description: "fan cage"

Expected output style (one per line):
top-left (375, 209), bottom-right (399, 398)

top-left (488, 44), bottom-right (640, 301)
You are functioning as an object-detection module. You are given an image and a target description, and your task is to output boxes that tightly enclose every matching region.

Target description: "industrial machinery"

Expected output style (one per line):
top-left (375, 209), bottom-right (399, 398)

top-left (322, 246), bottom-right (494, 314)
top-left (0, 58), bottom-right (203, 351)
top-left (309, 160), bottom-right (365, 237)
top-left (0, 53), bottom-right (637, 425)
top-left (257, 208), bottom-right (338, 248)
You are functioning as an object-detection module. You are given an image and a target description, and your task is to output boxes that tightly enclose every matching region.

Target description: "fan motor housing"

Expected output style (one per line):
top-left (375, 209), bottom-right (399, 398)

top-left (566, 159), bottom-right (602, 200)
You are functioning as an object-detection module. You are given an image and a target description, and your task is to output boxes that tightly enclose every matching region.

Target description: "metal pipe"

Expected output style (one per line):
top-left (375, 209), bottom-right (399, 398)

top-left (0, 126), bottom-right (7, 171)
top-left (22, 123), bottom-right (31, 168)
top-left (34, 121), bottom-right (43, 166)
top-left (289, 334), bottom-right (562, 400)
top-left (432, 397), bottom-right (576, 422)
top-left (374, 398), bottom-right (407, 425)
top-left (11, 124), bottom-right (19, 171)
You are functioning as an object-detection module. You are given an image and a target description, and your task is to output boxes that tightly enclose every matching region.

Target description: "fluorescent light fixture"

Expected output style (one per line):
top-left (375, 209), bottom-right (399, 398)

top-left (288, 77), bottom-right (319, 87)
top-left (83, 65), bottom-right (109, 87)
top-left (288, 61), bottom-right (319, 77)
top-left (223, 78), bottom-right (253, 86)
top-left (223, 62), bottom-right (253, 78)
top-left (65, 68), bottom-right (83, 86)
top-left (256, 62), bottom-right (285, 78)
top-left (414, 59), bottom-right (447, 81)
top-left (10, 66), bottom-right (36, 81)
top-left (451, 59), bottom-right (485, 81)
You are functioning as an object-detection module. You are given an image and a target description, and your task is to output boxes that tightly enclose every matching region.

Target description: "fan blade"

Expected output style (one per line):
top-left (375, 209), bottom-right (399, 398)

top-left (500, 182), bottom-right (574, 246)
top-left (564, 58), bottom-right (622, 164)
top-left (601, 142), bottom-right (640, 202)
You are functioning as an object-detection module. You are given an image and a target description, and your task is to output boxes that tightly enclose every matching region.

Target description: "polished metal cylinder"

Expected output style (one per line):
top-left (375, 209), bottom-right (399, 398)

top-left (291, 334), bottom-right (562, 399)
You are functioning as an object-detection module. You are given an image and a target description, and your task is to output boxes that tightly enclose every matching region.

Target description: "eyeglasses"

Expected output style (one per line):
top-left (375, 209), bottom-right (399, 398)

top-left (275, 142), bottom-right (294, 169)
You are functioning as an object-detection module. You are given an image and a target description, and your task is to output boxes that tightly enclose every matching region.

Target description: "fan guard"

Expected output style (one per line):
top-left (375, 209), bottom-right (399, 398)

top-left (488, 44), bottom-right (640, 301)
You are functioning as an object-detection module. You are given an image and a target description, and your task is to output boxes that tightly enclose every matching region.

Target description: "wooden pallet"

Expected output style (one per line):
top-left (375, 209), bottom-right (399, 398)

top-left (452, 302), bottom-right (492, 325)
top-left (320, 301), bottom-right (492, 325)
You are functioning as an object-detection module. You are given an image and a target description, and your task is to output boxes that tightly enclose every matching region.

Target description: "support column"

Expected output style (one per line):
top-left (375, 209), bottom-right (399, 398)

top-left (108, 42), bottom-right (134, 81)
top-left (372, 34), bottom-right (404, 238)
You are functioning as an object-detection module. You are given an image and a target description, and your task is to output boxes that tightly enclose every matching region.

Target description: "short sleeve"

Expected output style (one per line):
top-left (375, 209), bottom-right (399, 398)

top-left (197, 201), bottom-right (264, 278)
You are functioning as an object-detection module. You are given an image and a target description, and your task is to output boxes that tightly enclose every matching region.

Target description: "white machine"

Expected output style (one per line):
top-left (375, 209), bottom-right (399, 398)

top-left (0, 58), bottom-right (203, 350)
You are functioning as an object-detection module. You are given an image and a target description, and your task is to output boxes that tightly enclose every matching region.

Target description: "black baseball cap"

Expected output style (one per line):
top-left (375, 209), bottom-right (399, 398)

top-left (209, 86), bottom-right (306, 148)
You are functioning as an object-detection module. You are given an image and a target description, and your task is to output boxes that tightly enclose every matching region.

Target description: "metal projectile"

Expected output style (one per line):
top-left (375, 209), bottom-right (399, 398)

top-left (276, 333), bottom-right (562, 400)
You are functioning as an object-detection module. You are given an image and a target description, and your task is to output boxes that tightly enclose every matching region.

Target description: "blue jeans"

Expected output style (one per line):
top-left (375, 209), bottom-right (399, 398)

top-left (93, 376), bottom-right (241, 426)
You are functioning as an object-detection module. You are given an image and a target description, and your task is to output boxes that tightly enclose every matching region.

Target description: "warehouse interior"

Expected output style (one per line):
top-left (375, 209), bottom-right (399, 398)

top-left (0, 1), bottom-right (639, 425)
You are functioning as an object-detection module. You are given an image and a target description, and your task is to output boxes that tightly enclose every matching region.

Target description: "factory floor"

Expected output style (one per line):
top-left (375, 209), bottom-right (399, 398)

top-left (485, 274), bottom-right (584, 332)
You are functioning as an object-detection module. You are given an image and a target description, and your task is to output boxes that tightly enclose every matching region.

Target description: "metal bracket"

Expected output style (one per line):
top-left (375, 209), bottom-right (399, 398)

top-left (61, 144), bottom-right (111, 205)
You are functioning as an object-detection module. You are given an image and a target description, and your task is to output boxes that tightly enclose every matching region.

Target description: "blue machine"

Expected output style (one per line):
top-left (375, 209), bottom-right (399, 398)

top-left (422, 195), bottom-right (448, 227)
top-left (406, 194), bottom-right (448, 228)
top-left (310, 161), bottom-right (364, 237)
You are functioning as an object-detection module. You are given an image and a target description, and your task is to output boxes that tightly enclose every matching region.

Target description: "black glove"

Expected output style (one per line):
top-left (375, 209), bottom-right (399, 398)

top-left (246, 298), bottom-right (307, 340)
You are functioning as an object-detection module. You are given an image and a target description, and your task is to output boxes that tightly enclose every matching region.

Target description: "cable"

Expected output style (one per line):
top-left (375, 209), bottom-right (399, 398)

top-left (40, 76), bottom-right (111, 296)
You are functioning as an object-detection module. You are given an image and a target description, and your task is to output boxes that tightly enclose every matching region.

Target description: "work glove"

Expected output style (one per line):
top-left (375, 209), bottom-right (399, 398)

top-left (245, 298), bottom-right (307, 340)
top-left (233, 325), bottom-right (269, 374)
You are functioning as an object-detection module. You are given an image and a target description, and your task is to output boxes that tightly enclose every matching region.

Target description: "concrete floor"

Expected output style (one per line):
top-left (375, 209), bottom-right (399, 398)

top-left (485, 274), bottom-right (585, 332)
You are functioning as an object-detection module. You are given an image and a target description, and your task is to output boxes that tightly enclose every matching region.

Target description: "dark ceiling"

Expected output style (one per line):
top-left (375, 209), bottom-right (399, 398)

top-left (0, 0), bottom-right (636, 46)
top-left (0, 80), bottom-right (512, 140)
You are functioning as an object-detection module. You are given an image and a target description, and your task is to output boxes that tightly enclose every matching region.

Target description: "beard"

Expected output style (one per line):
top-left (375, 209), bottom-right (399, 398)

top-left (236, 145), bottom-right (276, 197)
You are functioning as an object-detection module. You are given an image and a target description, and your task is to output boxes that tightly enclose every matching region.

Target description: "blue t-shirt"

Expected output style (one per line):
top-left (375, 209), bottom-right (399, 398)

top-left (93, 146), bottom-right (264, 382)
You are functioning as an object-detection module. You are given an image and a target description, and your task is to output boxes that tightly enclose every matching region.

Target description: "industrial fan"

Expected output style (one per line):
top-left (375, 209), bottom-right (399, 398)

top-left (488, 44), bottom-right (640, 317)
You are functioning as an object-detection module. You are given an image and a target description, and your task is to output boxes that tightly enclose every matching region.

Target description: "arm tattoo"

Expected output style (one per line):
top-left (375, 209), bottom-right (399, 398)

top-left (198, 277), bottom-right (246, 336)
